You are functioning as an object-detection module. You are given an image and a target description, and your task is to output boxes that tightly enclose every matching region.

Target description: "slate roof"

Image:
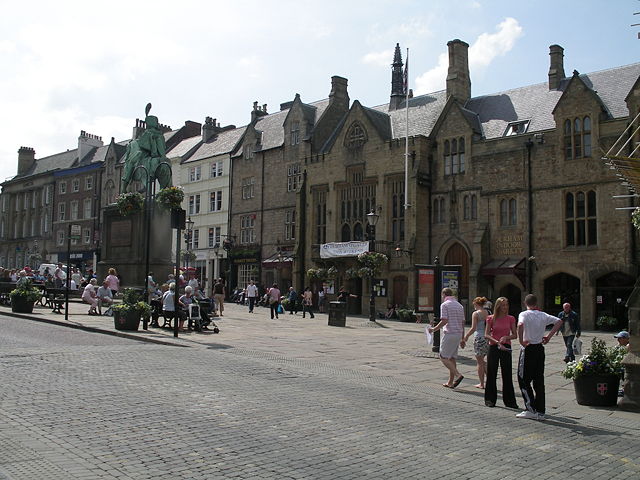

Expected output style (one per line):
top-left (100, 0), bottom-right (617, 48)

top-left (372, 91), bottom-right (448, 139)
top-left (26, 149), bottom-right (78, 177)
top-left (184, 126), bottom-right (247, 163)
top-left (165, 135), bottom-right (201, 159)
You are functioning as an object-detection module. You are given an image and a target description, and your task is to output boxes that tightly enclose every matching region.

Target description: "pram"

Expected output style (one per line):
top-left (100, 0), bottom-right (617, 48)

top-left (188, 302), bottom-right (219, 333)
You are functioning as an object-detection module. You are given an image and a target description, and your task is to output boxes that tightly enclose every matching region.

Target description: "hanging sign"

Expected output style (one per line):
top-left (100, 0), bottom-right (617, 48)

top-left (320, 241), bottom-right (369, 259)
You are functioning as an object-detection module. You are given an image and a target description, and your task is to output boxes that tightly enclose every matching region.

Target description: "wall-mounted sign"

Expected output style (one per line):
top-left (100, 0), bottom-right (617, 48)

top-left (441, 270), bottom-right (460, 298)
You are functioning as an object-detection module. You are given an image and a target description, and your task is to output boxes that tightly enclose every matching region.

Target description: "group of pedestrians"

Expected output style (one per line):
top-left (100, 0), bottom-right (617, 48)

top-left (429, 288), bottom-right (567, 421)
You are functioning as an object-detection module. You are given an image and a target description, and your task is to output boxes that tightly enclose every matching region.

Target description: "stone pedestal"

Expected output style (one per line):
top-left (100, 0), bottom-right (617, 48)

top-left (619, 277), bottom-right (640, 411)
top-left (98, 205), bottom-right (173, 289)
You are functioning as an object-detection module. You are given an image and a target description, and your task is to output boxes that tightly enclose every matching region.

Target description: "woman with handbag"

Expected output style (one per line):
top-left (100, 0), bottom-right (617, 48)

top-left (484, 297), bottom-right (519, 409)
top-left (268, 283), bottom-right (281, 319)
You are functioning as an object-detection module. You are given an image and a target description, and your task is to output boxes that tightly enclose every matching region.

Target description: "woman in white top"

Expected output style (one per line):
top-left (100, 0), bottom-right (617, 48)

top-left (82, 278), bottom-right (99, 315)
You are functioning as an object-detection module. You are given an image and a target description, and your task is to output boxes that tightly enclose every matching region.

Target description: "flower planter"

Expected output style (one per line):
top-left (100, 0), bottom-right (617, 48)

top-left (11, 297), bottom-right (35, 314)
top-left (574, 374), bottom-right (620, 407)
top-left (114, 310), bottom-right (141, 331)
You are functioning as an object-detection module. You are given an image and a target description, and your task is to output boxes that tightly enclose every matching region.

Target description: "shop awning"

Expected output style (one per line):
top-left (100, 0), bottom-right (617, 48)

top-left (480, 257), bottom-right (526, 282)
top-left (262, 251), bottom-right (295, 267)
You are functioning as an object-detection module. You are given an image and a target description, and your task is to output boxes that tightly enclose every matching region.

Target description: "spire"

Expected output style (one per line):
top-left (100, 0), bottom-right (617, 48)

top-left (390, 43), bottom-right (404, 111)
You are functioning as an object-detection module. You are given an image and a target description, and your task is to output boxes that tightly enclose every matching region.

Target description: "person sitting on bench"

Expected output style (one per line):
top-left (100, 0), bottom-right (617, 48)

top-left (162, 283), bottom-right (185, 330)
top-left (82, 278), bottom-right (99, 315)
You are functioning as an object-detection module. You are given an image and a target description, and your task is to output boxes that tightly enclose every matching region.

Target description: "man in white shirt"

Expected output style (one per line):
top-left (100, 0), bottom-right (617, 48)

top-left (246, 280), bottom-right (258, 313)
top-left (96, 280), bottom-right (114, 315)
top-left (516, 294), bottom-right (563, 420)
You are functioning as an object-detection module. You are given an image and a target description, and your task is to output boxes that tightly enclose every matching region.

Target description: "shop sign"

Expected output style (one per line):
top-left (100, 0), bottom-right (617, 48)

top-left (320, 241), bottom-right (369, 259)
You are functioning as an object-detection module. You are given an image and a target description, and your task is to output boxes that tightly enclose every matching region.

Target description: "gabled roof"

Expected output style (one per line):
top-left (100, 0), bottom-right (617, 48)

top-left (183, 126), bottom-right (247, 163)
top-left (166, 135), bottom-right (201, 159)
top-left (372, 91), bottom-right (448, 139)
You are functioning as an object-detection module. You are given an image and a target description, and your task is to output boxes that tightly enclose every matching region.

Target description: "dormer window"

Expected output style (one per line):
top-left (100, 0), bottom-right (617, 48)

top-left (504, 120), bottom-right (530, 136)
top-left (290, 121), bottom-right (300, 146)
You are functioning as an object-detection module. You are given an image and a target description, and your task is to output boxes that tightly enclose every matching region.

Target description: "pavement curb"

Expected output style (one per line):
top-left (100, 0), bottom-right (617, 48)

top-left (5, 311), bottom-right (189, 347)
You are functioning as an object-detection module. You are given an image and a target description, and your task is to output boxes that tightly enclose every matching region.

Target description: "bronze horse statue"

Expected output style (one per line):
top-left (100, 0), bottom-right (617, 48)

top-left (121, 103), bottom-right (173, 192)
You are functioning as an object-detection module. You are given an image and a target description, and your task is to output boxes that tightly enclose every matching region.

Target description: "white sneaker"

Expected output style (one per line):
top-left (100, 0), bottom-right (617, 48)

top-left (536, 413), bottom-right (547, 421)
top-left (515, 410), bottom-right (538, 420)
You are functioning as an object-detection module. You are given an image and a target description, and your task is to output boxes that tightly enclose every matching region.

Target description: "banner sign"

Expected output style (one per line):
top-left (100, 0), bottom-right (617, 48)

top-left (417, 268), bottom-right (435, 312)
top-left (320, 241), bottom-right (369, 259)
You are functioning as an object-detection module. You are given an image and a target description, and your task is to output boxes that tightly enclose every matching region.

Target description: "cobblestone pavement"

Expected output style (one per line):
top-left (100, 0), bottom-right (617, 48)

top-left (0, 304), bottom-right (639, 479)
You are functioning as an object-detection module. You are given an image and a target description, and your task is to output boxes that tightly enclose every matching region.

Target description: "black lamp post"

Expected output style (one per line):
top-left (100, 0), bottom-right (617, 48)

top-left (366, 209), bottom-right (380, 321)
top-left (184, 216), bottom-right (194, 279)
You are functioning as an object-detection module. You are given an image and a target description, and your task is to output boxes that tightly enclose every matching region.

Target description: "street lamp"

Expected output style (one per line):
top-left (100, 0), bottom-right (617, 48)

top-left (366, 209), bottom-right (380, 321)
top-left (184, 216), bottom-right (194, 279)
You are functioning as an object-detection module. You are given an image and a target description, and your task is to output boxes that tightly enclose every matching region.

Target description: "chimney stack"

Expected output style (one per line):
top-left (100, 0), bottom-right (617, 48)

top-left (251, 101), bottom-right (269, 123)
top-left (446, 39), bottom-right (471, 104)
top-left (329, 76), bottom-right (349, 110)
top-left (78, 130), bottom-right (103, 162)
top-left (17, 146), bottom-right (36, 176)
top-left (548, 44), bottom-right (565, 91)
top-left (203, 116), bottom-right (216, 142)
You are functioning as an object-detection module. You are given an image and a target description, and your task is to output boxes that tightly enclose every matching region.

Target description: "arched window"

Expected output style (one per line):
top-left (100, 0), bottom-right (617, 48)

top-left (509, 198), bottom-right (517, 225)
top-left (583, 116), bottom-right (592, 157)
top-left (463, 195), bottom-right (470, 220)
top-left (574, 118), bottom-right (582, 158)
top-left (471, 194), bottom-right (477, 220)
top-left (564, 119), bottom-right (572, 160)
top-left (439, 198), bottom-right (446, 223)
top-left (459, 137), bottom-right (465, 172)
top-left (500, 199), bottom-right (508, 226)
top-left (451, 139), bottom-right (458, 174)
top-left (341, 223), bottom-right (351, 242)
top-left (353, 223), bottom-right (364, 241)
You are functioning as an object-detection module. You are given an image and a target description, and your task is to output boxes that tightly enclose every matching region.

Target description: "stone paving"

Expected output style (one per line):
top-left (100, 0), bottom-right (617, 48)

top-left (0, 301), bottom-right (639, 479)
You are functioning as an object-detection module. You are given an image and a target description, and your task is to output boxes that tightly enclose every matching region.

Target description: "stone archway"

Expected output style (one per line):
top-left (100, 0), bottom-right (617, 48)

top-left (596, 271), bottom-right (635, 330)
top-left (543, 273), bottom-right (580, 315)
top-left (444, 242), bottom-right (469, 298)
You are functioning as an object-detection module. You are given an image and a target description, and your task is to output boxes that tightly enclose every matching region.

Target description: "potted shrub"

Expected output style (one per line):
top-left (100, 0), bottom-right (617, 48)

top-left (10, 279), bottom-right (41, 313)
top-left (112, 288), bottom-right (152, 331)
top-left (561, 338), bottom-right (625, 407)
top-left (396, 308), bottom-right (415, 322)
top-left (596, 315), bottom-right (618, 332)
top-left (115, 192), bottom-right (144, 217)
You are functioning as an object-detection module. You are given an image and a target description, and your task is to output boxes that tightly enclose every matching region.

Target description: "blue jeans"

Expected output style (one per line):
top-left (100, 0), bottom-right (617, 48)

top-left (563, 335), bottom-right (575, 361)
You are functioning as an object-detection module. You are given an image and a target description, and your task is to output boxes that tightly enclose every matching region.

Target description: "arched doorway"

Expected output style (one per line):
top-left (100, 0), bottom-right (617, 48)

top-left (393, 275), bottom-right (408, 307)
top-left (543, 273), bottom-right (580, 315)
top-left (444, 243), bottom-right (469, 298)
top-left (596, 271), bottom-right (635, 329)
top-left (499, 283), bottom-right (522, 318)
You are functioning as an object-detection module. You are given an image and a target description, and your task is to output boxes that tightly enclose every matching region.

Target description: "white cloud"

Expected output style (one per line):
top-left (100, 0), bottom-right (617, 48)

top-left (362, 49), bottom-right (394, 67)
top-left (414, 17), bottom-right (523, 95)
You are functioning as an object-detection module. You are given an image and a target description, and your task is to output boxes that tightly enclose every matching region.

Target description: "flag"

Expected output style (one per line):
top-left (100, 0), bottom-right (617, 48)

top-left (403, 50), bottom-right (409, 95)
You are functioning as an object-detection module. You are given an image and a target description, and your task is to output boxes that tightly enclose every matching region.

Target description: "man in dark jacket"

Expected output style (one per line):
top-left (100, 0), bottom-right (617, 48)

top-left (558, 302), bottom-right (580, 362)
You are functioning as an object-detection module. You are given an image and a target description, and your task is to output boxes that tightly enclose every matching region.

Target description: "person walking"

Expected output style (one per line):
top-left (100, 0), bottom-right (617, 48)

top-left (246, 280), bottom-right (258, 313)
top-left (462, 297), bottom-right (490, 389)
top-left (213, 278), bottom-right (225, 316)
top-left (428, 288), bottom-right (465, 388)
top-left (302, 287), bottom-right (315, 319)
top-left (558, 302), bottom-right (581, 362)
top-left (268, 283), bottom-right (281, 319)
top-left (483, 297), bottom-right (519, 408)
top-left (287, 286), bottom-right (299, 315)
top-left (516, 294), bottom-right (563, 420)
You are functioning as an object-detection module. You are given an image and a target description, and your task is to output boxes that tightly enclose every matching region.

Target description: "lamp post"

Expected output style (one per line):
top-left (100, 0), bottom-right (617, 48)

top-left (184, 216), bottom-right (194, 281)
top-left (366, 209), bottom-right (380, 321)
top-left (213, 242), bottom-right (220, 284)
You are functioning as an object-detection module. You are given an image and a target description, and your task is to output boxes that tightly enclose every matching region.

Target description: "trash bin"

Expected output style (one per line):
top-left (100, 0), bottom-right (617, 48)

top-left (328, 301), bottom-right (346, 327)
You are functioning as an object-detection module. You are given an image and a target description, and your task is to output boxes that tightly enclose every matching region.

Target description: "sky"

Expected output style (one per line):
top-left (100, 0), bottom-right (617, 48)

top-left (0, 0), bottom-right (638, 182)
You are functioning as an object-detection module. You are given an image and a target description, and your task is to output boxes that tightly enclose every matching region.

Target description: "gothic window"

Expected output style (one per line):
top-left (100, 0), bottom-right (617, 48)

top-left (444, 140), bottom-right (451, 176)
top-left (444, 137), bottom-right (466, 176)
top-left (345, 122), bottom-right (367, 149)
top-left (314, 190), bottom-right (327, 244)
top-left (564, 115), bottom-right (592, 160)
top-left (353, 222), bottom-right (364, 241)
top-left (290, 121), bottom-right (300, 146)
top-left (459, 138), bottom-right (465, 172)
top-left (433, 197), bottom-right (445, 224)
top-left (500, 198), bottom-right (517, 226)
top-left (391, 181), bottom-right (405, 242)
top-left (471, 194), bottom-right (477, 219)
top-left (565, 190), bottom-right (597, 247)
top-left (341, 223), bottom-right (351, 242)
top-left (338, 178), bottom-right (375, 242)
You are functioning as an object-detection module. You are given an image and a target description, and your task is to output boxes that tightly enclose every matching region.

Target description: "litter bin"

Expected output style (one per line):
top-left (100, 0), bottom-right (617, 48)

top-left (328, 301), bottom-right (346, 327)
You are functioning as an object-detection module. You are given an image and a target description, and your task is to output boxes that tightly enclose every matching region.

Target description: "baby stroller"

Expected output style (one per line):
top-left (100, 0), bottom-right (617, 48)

top-left (188, 303), bottom-right (219, 333)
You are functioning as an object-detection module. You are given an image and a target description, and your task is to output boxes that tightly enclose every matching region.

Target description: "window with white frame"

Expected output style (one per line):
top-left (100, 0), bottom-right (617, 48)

top-left (70, 200), bottom-right (79, 220)
top-left (287, 164), bottom-right (302, 192)
top-left (189, 165), bottom-right (202, 182)
top-left (285, 209), bottom-right (296, 240)
top-left (210, 161), bottom-right (223, 178)
top-left (58, 202), bottom-right (66, 221)
top-left (57, 230), bottom-right (64, 245)
top-left (84, 199), bottom-right (92, 219)
top-left (238, 263), bottom-right (257, 288)
top-left (59, 181), bottom-right (67, 194)
top-left (210, 191), bottom-right (223, 212)
top-left (72, 178), bottom-right (80, 192)
top-left (188, 194), bottom-right (201, 215)
top-left (85, 176), bottom-right (93, 190)
top-left (240, 215), bottom-right (256, 244)
top-left (208, 226), bottom-right (221, 248)
top-left (242, 177), bottom-right (255, 199)
top-left (84, 228), bottom-right (91, 244)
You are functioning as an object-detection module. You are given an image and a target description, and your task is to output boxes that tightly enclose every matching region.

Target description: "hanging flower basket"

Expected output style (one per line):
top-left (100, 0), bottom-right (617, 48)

top-left (632, 206), bottom-right (640, 231)
top-left (156, 186), bottom-right (184, 211)
top-left (356, 251), bottom-right (389, 277)
top-left (116, 192), bottom-right (144, 217)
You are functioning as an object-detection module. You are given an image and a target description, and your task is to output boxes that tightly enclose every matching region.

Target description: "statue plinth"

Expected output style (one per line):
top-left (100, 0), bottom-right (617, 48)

top-left (98, 205), bottom-right (173, 289)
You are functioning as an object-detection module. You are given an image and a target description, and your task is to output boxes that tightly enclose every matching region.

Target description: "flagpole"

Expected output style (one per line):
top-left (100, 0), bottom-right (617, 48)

top-left (404, 47), bottom-right (411, 210)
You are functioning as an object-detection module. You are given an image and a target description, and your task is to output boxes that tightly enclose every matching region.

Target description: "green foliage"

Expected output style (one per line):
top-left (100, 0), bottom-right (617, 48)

top-left (356, 252), bottom-right (389, 277)
top-left (116, 192), bottom-right (144, 216)
top-left (562, 338), bottom-right (625, 380)
top-left (396, 308), bottom-right (415, 322)
top-left (155, 186), bottom-right (184, 211)
top-left (113, 288), bottom-right (151, 318)
top-left (632, 206), bottom-right (640, 231)
top-left (10, 279), bottom-right (41, 303)
top-left (596, 315), bottom-right (618, 331)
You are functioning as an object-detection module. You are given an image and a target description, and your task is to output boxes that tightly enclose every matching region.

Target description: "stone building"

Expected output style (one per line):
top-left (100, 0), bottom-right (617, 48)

top-left (300, 40), bottom-right (640, 327)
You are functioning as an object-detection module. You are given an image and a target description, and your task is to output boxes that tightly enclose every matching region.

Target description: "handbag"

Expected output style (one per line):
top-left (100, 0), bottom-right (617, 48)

top-left (572, 336), bottom-right (582, 356)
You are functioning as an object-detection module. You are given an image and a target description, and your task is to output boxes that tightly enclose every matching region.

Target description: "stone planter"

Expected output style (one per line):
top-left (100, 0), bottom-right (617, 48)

top-left (574, 374), bottom-right (620, 407)
top-left (114, 310), bottom-right (141, 331)
top-left (11, 297), bottom-right (35, 314)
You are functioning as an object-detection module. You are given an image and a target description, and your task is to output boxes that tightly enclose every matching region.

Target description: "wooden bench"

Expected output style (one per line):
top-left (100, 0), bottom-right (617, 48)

top-left (45, 288), bottom-right (83, 314)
